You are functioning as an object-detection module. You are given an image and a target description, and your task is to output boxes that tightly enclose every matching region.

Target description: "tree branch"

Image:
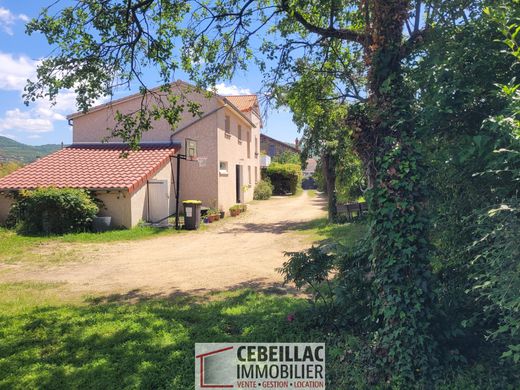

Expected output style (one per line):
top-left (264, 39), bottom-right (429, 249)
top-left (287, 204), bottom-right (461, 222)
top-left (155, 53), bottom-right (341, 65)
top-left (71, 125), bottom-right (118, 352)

top-left (280, 0), bottom-right (371, 47)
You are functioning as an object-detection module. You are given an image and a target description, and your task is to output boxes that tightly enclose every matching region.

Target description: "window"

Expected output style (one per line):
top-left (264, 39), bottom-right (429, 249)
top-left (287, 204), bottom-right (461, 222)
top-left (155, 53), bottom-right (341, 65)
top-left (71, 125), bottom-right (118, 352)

top-left (255, 166), bottom-right (258, 183)
top-left (248, 166), bottom-right (251, 185)
top-left (238, 125), bottom-right (242, 142)
top-left (268, 144), bottom-right (275, 157)
top-left (255, 137), bottom-right (258, 156)
top-left (224, 116), bottom-right (230, 134)
top-left (247, 131), bottom-right (251, 158)
top-left (219, 161), bottom-right (228, 175)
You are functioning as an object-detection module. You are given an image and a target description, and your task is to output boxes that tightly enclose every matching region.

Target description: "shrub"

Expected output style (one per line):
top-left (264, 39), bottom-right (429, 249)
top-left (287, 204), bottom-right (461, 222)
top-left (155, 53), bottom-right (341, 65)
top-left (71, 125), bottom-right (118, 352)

top-left (7, 187), bottom-right (99, 235)
top-left (253, 179), bottom-right (273, 200)
top-left (264, 162), bottom-right (302, 195)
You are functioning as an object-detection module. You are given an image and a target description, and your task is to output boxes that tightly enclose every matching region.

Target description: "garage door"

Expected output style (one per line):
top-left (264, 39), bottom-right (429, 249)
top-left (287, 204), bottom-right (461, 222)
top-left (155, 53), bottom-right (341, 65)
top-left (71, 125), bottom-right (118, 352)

top-left (148, 180), bottom-right (169, 226)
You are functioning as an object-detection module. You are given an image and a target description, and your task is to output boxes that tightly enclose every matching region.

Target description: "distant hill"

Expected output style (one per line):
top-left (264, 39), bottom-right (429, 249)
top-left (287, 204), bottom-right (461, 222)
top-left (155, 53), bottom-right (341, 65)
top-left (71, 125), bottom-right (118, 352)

top-left (0, 136), bottom-right (61, 163)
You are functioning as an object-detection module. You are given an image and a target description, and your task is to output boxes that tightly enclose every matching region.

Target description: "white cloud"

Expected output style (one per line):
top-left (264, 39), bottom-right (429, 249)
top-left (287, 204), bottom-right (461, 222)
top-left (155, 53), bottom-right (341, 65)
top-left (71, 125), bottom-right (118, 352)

top-left (0, 51), bottom-right (109, 134)
top-left (0, 108), bottom-right (53, 133)
top-left (212, 83), bottom-right (252, 96)
top-left (0, 52), bottom-right (37, 91)
top-left (0, 7), bottom-right (29, 35)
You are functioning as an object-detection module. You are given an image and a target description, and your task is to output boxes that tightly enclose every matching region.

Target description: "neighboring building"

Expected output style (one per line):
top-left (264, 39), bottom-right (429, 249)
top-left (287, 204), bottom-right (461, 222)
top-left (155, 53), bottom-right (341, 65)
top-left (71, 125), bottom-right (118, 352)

top-left (260, 133), bottom-right (299, 158)
top-left (0, 81), bottom-right (262, 228)
top-left (303, 158), bottom-right (317, 178)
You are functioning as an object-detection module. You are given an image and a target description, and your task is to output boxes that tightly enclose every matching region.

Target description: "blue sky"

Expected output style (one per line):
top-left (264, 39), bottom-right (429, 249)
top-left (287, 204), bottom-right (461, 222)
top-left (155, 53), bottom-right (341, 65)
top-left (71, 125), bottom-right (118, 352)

top-left (0, 1), bottom-right (299, 146)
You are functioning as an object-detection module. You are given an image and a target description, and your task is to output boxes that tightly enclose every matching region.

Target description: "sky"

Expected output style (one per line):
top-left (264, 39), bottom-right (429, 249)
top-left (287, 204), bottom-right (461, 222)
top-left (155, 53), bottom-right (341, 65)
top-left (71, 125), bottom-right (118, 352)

top-left (0, 1), bottom-right (299, 146)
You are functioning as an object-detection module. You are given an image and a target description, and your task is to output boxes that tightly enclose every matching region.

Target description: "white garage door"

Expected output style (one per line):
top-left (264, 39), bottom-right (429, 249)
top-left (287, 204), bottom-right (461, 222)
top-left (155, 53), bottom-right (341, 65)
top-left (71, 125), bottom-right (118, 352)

top-left (148, 180), bottom-right (169, 226)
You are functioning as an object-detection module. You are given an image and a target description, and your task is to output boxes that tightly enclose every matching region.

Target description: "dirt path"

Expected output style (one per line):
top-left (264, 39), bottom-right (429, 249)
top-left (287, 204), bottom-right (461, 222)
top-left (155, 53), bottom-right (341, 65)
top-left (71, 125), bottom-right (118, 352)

top-left (1, 192), bottom-right (326, 296)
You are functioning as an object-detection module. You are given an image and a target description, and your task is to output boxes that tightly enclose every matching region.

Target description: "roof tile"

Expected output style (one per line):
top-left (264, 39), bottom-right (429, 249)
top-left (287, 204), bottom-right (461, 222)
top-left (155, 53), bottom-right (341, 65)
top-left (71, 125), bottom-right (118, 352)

top-left (0, 144), bottom-right (179, 193)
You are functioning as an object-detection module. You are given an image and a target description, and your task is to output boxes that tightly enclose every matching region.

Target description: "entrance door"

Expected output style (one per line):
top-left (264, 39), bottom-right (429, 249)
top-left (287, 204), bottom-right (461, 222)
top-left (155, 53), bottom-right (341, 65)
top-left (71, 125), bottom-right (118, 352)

top-left (148, 180), bottom-right (169, 226)
top-left (235, 165), bottom-right (243, 203)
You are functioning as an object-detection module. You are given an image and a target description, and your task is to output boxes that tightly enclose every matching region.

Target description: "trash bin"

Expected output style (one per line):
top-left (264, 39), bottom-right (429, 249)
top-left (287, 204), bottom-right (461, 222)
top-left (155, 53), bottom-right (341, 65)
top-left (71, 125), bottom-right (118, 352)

top-left (182, 200), bottom-right (202, 230)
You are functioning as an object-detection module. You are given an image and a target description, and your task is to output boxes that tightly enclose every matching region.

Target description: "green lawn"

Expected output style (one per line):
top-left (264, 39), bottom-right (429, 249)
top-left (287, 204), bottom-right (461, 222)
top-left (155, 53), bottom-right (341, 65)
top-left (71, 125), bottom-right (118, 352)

top-left (0, 227), bottom-right (184, 264)
top-left (0, 285), bottom-right (318, 389)
top-left (291, 217), bottom-right (368, 247)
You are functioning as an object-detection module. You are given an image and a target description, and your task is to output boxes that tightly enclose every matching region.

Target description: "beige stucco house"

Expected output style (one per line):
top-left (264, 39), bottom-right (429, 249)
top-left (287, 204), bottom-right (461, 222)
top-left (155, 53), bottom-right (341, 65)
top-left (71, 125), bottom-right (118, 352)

top-left (0, 81), bottom-right (262, 228)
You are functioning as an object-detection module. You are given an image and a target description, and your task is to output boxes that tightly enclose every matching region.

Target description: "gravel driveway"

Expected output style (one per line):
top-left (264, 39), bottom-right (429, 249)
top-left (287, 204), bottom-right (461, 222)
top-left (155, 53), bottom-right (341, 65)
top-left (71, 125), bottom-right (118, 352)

top-left (2, 191), bottom-right (326, 296)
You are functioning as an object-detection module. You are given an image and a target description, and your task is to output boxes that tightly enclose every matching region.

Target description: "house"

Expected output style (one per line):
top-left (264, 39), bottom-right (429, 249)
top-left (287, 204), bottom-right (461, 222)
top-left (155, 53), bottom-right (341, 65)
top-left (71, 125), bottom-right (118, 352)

top-left (0, 81), bottom-right (262, 228)
top-left (260, 133), bottom-right (299, 158)
top-left (303, 158), bottom-right (317, 178)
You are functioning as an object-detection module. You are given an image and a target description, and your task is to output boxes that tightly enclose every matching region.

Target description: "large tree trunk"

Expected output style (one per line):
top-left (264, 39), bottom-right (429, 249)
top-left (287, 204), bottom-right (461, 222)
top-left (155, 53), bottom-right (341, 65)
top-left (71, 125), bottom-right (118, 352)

top-left (357, 0), bottom-right (435, 383)
top-left (321, 150), bottom-right (337, 222)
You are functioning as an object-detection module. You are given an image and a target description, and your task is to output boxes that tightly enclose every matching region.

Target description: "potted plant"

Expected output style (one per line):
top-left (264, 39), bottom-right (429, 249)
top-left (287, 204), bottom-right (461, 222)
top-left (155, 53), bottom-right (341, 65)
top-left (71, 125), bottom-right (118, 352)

top-left (219, 210), bottom-right (225, 219)
top-left (207, 208), bottom-right (220, 222)
top-left (229, 205), bottom-right (241, 217)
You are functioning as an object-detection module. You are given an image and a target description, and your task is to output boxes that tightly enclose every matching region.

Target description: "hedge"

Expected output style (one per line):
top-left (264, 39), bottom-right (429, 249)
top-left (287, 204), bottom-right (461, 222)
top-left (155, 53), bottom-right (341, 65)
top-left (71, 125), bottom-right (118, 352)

top-left (253, 179), bottom-right (274, 200)
top-left (7, 187), bottom-right (99, 235)
top-left (263, 162), bottom-right (302, 195)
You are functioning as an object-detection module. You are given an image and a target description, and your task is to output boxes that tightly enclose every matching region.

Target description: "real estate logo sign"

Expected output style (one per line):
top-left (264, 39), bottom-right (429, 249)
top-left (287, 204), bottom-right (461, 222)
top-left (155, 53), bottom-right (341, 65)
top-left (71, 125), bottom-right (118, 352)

top-left (195, 343), bottom-right (326, 389)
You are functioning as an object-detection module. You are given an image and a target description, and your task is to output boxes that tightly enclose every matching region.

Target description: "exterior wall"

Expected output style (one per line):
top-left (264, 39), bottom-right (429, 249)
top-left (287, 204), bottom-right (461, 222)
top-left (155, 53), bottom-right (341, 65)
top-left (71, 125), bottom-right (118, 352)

top-left (260, 135), bottom-right (298, 158)
top-left (130, 160), bottom-right (176, 227)
top-left (94, 190), bottom-right (132, 228)
top-left (0, 193), bottom-right (14, 224)
top-left (216, 107), bottom-right (261, 212)
top-left (171, 113), bottom-right (219, 209)
top-left (72, 83), bottom-right (220, 144)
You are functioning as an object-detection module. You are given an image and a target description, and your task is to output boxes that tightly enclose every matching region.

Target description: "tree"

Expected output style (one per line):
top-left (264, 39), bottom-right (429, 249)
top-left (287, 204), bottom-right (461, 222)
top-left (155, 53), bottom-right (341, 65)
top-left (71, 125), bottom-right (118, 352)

top-left (25, 0), bottom-right (476, 383)
top-left (277, 60), bottom-right (351, 222)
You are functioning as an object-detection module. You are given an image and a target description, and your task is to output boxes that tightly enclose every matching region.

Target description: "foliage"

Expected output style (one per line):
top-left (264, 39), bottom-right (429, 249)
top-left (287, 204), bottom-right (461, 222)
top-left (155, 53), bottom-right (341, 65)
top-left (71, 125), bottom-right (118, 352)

top-left (253, 179), bottom-right (273, 200)
top-left (466, 1), bottom-right (520, 364)
top-left (407, 0), bottom-right (520, 370)
top-left (280, 246), bottom-right (335, 306)
top-left (264, 162), bottom-right (302, 195)
top-left (470, 201), bottom-right (520, 363)
top-left (272, 151), bottom-right (300, 165)
top-left (0, 161), bottom-right (22, 178)
top-left (7, 188), bottom-right (99, 235)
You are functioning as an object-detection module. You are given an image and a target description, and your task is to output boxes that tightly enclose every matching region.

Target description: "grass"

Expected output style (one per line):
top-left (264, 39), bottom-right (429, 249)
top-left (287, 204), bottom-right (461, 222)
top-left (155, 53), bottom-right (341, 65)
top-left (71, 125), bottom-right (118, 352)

top-left (0, 285), bottom-right (318, 389)
top-left (0, 227), bottom-right (184, 264)
top-left (291, 217), bottom-right (368, 247)
top-left (0, 285), bottom-right (516, 390)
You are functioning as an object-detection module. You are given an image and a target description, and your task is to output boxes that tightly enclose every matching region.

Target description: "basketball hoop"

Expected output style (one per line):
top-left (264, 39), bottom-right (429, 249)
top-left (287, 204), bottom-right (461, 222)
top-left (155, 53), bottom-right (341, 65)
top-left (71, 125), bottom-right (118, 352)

top-left (185, 138), bottom-right (197, 159)
top-left (196, 157), bottom-right (207, 167)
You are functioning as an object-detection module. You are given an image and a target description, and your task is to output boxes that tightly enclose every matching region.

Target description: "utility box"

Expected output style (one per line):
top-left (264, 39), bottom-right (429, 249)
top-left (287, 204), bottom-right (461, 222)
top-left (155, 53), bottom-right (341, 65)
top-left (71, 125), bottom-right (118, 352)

top-left (183, 200), bottom-right (202, 230)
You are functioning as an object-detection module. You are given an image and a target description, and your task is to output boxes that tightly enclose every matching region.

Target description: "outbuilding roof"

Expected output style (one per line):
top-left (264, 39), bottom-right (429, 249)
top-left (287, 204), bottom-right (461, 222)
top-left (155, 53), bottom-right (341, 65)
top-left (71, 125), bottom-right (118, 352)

top-left (0, 143), bottom-right (180, 193)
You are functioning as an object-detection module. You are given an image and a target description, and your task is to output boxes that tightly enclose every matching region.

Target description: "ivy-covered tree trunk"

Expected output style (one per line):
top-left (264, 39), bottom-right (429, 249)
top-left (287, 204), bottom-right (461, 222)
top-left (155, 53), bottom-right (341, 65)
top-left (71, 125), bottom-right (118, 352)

top-left (362, 0), bottom-right (436, 382)
top-left (321, 150), bottom-right (338, 222)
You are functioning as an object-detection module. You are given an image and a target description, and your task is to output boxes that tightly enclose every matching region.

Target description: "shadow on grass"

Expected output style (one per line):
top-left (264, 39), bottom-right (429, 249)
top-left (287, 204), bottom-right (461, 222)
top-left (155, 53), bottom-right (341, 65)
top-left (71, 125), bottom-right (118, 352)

top-left (0, 288), bottom-right (318, 389)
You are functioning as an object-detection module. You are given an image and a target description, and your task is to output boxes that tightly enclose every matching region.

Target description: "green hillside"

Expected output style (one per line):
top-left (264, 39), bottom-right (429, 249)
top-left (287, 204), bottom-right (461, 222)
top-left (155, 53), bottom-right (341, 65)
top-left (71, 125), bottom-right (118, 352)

top-left (0, 136), bottom-right (61, 163)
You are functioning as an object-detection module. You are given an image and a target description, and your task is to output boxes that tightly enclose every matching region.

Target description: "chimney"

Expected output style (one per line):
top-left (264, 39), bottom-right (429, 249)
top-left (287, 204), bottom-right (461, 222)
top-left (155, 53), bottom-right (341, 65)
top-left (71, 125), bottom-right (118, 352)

top-left (295, 138), bottom-right (299, 150)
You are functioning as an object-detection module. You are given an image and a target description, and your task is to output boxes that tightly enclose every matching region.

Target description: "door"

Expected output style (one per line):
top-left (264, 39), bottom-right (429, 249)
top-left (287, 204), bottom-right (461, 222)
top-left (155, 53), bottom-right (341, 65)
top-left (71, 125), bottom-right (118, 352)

top-left (148, 180), bottom-right (169, 226)
top-left (235, 165), bottom-right (243, 203)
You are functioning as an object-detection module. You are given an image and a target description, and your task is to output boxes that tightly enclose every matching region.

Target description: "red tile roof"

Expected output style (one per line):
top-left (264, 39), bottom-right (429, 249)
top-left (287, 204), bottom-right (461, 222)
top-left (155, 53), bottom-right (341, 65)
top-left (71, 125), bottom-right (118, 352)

top-left (0, 144), bottom-right (180, 193)
top-left (224, 95), bottom-right (259, 113)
